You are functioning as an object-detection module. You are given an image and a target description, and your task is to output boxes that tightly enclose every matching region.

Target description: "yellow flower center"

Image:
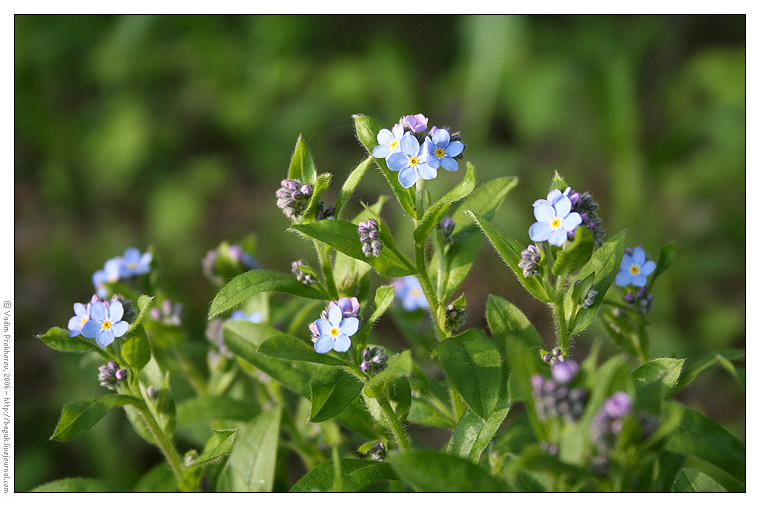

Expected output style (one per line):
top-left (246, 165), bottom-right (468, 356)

top-left (410, 288), bottom-right (421, 298)
top-left (128, 262), bottom-right (138, 270)
top-left (409, 157), bottom-right (419, 166)
top-left (551, 218), bottom-right (561, 229)
top-left (80, 316), bottom-right (88, 325)
top-left (102, 320), bottom-right (112, 330)
top-left (629, 265), bottom-right (640, 275)
top-left (330, 327), bottom-right (340, 337)
top-left (390, 140), bottom-right (399, 149)
top-left (435, 148), bottom-right (445, 158)
top-left (108, 274), bottom-right (118, 283)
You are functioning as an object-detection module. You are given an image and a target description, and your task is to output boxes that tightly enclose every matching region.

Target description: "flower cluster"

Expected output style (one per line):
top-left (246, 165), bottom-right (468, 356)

top-left (394, 276), bottom-right (428, 311)
top-left (518, 244), bottom-right (542, 278)
top-left (590, 391), bottom-right (632, 451)
top-left (150, 300), bottom-right (183, 326)
top-left (360, 347), bottom-right (389, 374)
top-left (615, 247), bottom-right (656, 288)
top-left (367, 441), bottom-right (386, 461)
top-left (81, 299), bottom-right (130, 347)
top-left (444, 304), bottom-right (466, 331)
top-left (202, 243), bottom-right (259, 286)
top-left (358, 219), bottom-right (383, 258)
top-left (531, 360), bottom-right (586, 422)
top-left (92, 247), bottom-right (153, 298)
top-left (310, 298), bottom-right (360, 354)
top-left (98, 361), bottom-right (127, 390)
top-left (291, 259), bottom-right (315, 285)
top-left (371, 113), bottom-right (465, 189)
top-left (566, 189), bottom-right (605, 247)
top-left (624, 286), bottom-right (654, 314)
top-left (275, 179), bottom-right (313, 219)
top-left (529, 189), bottom-right (583, 247)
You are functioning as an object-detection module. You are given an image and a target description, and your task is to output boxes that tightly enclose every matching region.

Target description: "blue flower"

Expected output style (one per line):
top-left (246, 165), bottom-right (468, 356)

top-left (401, 113), bottom-right (429, 133)
top-left (121, 247), bottom-right (153, 277)
top-left (228, 310), bottom-right (263, 324)
top-left (313, 303), bottom-right (359, 353)
top-left (424, 129), bottom-right (464, 172)
top-left (615, 247), bottom-right (656, 287)
top-left (528, 194), bottom-right (582, 247)
top-left (371, 124), bottom-right (405, 159)
top-left (386, 134), bottom-right (436, 188)
top-left (394, 276), bottom-right (428, 311)
top-left (67, 302), bottom-right (91, 337)
top-left (81, 301), bottom-right (129, 346)
top-left (92, 258), bottom-right (124, 298)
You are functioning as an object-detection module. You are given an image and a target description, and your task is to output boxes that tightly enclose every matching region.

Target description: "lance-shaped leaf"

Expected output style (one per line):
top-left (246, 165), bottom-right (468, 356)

top-left (303, 172), bottom-right (333, 222)
top-left (51, 394), bottom-right (142, 441)
top-left (186, 427), bottom-right (238, 470)
top-left (335, 156), bottom-right (373, 219)
top-left (291, 459), bottom-right (397, 492)
top-left (209, 269), bottom-right (327, 318)
top-left (31, 478), bottom-right (128, 492)
top-left (486, 295), bottom-right (544, 362)
top-left (310, 367), bottom-right (364, 422)
top-left (127, 295), bottom-right (154, 335)
top-left (122, 325), bottom-right (151, 372)
top-left (447, 395), bottom-right (510, 463)
top-left (552, 225), bottom-right (594, 276)
top-left (649, 241), bottom-right (675, 290)
top-left (38, 327), bottom-right (112, 360)
top-left (669, 349), bottom-right (745, 397)
top-left (363, 350), bottom-right (413, 398)
top-left (287, 134), bottom-right (317, 184)
top-left (413, 162), bottom-right (476, 245)
top-left (258, 334), bottom-right (352, 367)
top-left (177, 396), bottom-right (259, 424)
top-left (390, 449), bottom-right (506, 492)
top-left (671, 468), bottom-right (727, 492)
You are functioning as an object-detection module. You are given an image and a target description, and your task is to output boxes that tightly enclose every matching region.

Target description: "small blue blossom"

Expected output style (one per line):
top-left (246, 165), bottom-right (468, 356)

top-left (615, 247), bottom-right (656, 288)
top-left (229, 310), bottom-right (263, 324)
top-left (529, 194), bottom-right (583, 247)
top-left (67, 302), bottom-right (91, 337)
top-left (313, 303), bottom-right (359, 354)
top-left (92, 258), bottom-right (124, 298)
top-left (386, 134), bottom-right (436, 188)
top-left (371, 124), bottom-right (405, 159)
top-left (121, 247), bottom-right (153, 277)
top-left (425, 128), bottom-right (464, 172)
top-left (394, 276), bottom-right (428, 311)
top-left (81, 301), bottom-right (129, 347)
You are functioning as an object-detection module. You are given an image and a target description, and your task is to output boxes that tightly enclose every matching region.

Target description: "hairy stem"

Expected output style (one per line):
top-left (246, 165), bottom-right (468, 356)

top-left (378, 397), bottom-right (411, 450)
top-left (136, 399), bottom-right (185, 485)
top-left (315, 241), bottom-right (339, 299)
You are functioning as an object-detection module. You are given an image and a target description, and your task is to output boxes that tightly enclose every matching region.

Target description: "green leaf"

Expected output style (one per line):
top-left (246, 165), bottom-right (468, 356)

top-left (364, 350), bottom-right (413, 398)
top-left (217, 407), bottom-right (282, 492)
top-left (649, 241), bottom-right (675, 289)
top-left (209, 269), bottom-right (327, 318)
top-left (335, 156), bottom-right (373, 219)
top-left (51, 394), bottom-right (141, 441)
top-left (467, 211), bottom-right (551, 303)
top-left (669, 349), bottom-right (745, 397)
top-left (570, 229), bottom-right (627, 335)
top-left (664, 407), bottom-right (745, 483)
top-left (448, 397), bottom-right (510, 463)
top-left (353, 114), bottom-right (417, 217)
top-left (127, 294), bottom-right (154, 335)
top-left (258, 334), bottom-right (352, 367)
top-left (187, 427), bottom-right (238, 470)
top-left (408, 397), bottom-right (457, 428)
top-left (671, 468), bottom-right (727, 492)
top-left (30, 478), bottom-right (128, 492)
top-left (310, 367), bottom-right (364, 422)
top-left (369, 285), bottom-right (395, 323)
top-left (291, 459), bottom-right (397, 492)
top-left (177, 396), bottom-right (259, 424)
top-left (435, 329), bottom-right (502, 419)
top-left (292, 219), bottom-right (416, 278)
top-left (134, 462), bottom-right (177, 492)
top-left (413, 162), bottom-right (476, 245)
top-left (387, 375), bottom-right (412, 423)
top-left (486, 295), bottom-right (544, 361)
top-left (37, 327), bottom-right (111, 360)
top-left (552, 226), bottom-right (594, 276)
top-left (287, 134), bottom-right (317, 185)
top-left (391, 449), bottom-right (506, 492)
top-left (547, 171), bottom-right (570, 192)
top-left (633, 357), bottom-right (684, 403)
top-left (571, 273), bottom-right (596, 306)
top-left (121, 325), bottom-right (151, 372)
top-left (303, 172), bottom-right (333, 222)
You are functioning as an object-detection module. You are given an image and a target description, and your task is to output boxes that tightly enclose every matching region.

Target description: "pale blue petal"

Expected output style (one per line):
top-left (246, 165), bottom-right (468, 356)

top-left (533, 198), bottom-right (551, 208)
top-left (124, 248), bottom-right (140, 263)
top-left (339, 317), bottom-right (359, 337)
top-left (620, 254), bottom-right (633, 271)
top-left (631, 274), bottom-right (648, 287)
top-left (392, 124), bottom-right (404, 139)
top-left (315, 319), bottom-right (332, 336)
top-left (314, 334), bottom-right (333, 354)
top-left (328, 304), bottom-right (342, 327)
top-left (554, 195), bottom-right (571, 218)
top-left (96, 329), bottom-right (115, 347)
top-left (140, 252), bottom-right (153, 266)
top-left (615, 271), bottom-right (632, 287)
top-left (387, 153), bottom-right (408, 172)
top-left (81, 320), bottom-right (101, 338)
top-left (534, 202), bottom-right (555, 223)
top-left (229, 310), bottom-right (247, 320)
top-left (377, 128), bottom-right (394, 145)
top-left (110, 321), bottom-right (129, 338)
top-left (529, 222), bottom-right (552, 242)
top-left (640, 260), bottom-right (656, 276)
top-left (250, 313), bottom-right (263, 324)
top-left (426, 155), bottom-right (441, 169)
top-left (109, 300), bottom-right (124, 322)
top-left (444, 141), bottom-right (464, 157)
top-left (561, 212), bottom-right (582, 232)
top-left (632, 247), bottom-right (646, 265)
top-left (333, 334), bottom-right (352, 353)
top-left (68, 328), bottom-right (80, 338)
top-left (92, 270), bottom-right (106, 285)
top-left (74, 303), bottom-right (87, 316)
top-left (372, 144), bottom-right (390, 158)
top-left (431, 128), bottom-right (450, 146)
top-left (398, 167), bottom-right (418, 188)
top-left (547, 189), bottom-right (563, 203)
top-left (548, 228), bottom-right (568, 247)
top-left (400, 133), bottom-right (419, 156)
top-left (68, 315), bottom-right (82, 332)
top-left (416, 163), bottom-right (437, 181)
top-left (91, 302), bottom-right (107, 322)
top-left (440, 157), bottom-right (458, 172)
top-left (402, 294), bottom-right (418, 311)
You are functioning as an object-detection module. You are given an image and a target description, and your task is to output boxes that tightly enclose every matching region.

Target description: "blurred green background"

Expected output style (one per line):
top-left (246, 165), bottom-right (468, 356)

top-left (15, 15), bottom-right (745, 491)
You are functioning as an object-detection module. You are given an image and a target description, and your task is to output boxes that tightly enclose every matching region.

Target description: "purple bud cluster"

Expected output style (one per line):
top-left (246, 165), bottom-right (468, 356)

top-left (531, 360), bottom-right (586, 422)
top-left (518, 244), bottom-right (541, 278)
top-left (623, 286), bottom-right (654, 314)
top-left (444, 304), bottom-right (466, 331)
top-left (573, 280), bottom-right (598, 309)
top-left (314, 201), bottom-right (336, 221)
top-left (368, 441), bottom-right (386, 461)
top-left (98, 361), bottom-right (127, 390)
top-left (275, 179), bottom-right (313, 219)
top-left (358, 219), bottom-right (383, 258)
top-left (590, 391), bottom-right (632, 451)
top-left (540, 441), bottom-right (559, 457)
top-left (566, 189), bottom-right (605, 247)
top-left (541, 347), bottom-right (564, 365)
top-left (150, 300), bottom-right (182, 326)
top-left (438, 217), bottom-right (455, 242)
top-left (360, 347), bottom-right (389, 374)
top-left (291, 259), bottom-right (315, 285)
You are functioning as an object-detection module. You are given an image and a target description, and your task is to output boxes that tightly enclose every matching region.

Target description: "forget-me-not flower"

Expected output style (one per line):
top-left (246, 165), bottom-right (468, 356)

top-left (67, 302), bottom-right (91, 337)
top-left (121, 247), bottom-right (153, 277)
top-left (313, 303), bottom-right (359, 353)
top-left (386, 134), bottom-right (436, 188)
top-left (394, 276), bottom-right (428, 311)
top-left (372, 124), bottom-right (405, 159)
top-left (81, 300), bottom-right (129, 346)
top-left (93, 258), bottom-right (124, 298)
top-left (229, 310), bottom-right (263, 324)
top-left (424, 128), bottom-right (464, 172)
top-left (615, 247), bottom-right (656, 288)
top-left (529, 194), bottom-right (583, 247)
top-left (401, 113), bottom-right (429, 133)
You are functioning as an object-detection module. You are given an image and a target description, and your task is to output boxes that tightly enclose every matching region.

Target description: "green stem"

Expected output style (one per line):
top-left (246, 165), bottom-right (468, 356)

top-left (315, 241), bottom-right (339, 299)
top-left (554, 276), bottom-right (570, 355)
top-left (137, 400), bottom-right (185, 483)
top-left (172, 347), bottom-right (207, 396)
top-left (377, 397), bottom-right (411, 450)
